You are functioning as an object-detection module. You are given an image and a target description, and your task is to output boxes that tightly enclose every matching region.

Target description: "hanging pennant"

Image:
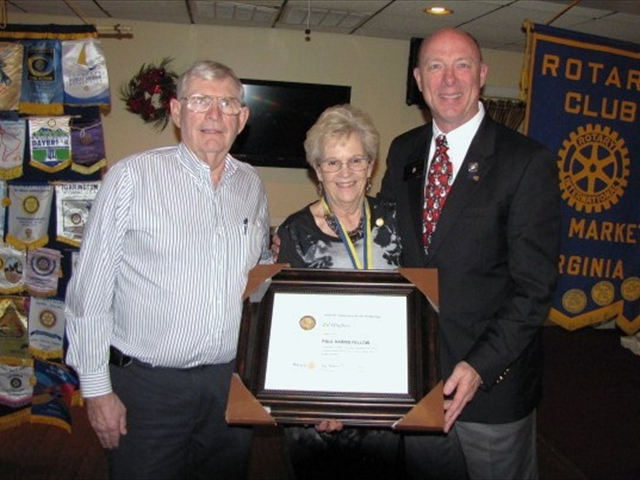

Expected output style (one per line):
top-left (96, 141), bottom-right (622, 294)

top-left (28, 116), bottom-right (72, 173)
top-left (19, 39), bottom-right (64, 115)
top-left (70, 119), bottom-right (106, 174)
top-left (0, 42), bottom-right (24, 112)
top-left (0, 244), bottom-right (26, 294)
top-left (25, 247), bottom-right (62, 297)
top-left (0, 363), bottom-right (33, 408)
top-left (0, 296), bottom-right (30, 363)
top-left (31, 359), bottom-right (80, 432)
top-left (62, 37), bottom-right (110, 107)
top-left (6, 183), bottom-right (54, 250)
top-left (54, 181), bottom-right (101, 247)
top-left (0, 362), bottom-right (33, 431)
top-left (28, 297), bottom-right (66, 360)
top-left (0, 181), bottom-right (5, 240)
top-left (0, 120), bottom-right (26, 180)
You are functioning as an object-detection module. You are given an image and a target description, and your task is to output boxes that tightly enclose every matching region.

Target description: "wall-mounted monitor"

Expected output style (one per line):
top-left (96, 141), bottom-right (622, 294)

top-left (406, 37), bottom-right (427, 109)
top-left (231, 79), bottom-right (352, 169)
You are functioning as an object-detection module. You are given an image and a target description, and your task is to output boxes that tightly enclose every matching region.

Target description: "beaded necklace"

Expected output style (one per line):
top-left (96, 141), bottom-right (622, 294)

top-left (321, 196), bottom-right (373, 270)
top-left (324, 211), bottom-right (364, 242)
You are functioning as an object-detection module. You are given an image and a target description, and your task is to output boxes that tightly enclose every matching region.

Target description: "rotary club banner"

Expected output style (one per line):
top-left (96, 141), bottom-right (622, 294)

top-left (6, 183), bottom-right (54, 250)
top-left (19, 39), bottom-right (64, 116)
top-left (523, 23), bottom-right (640, 334)
top-left (25, 248), bottom-right (62, 297)
top-left (28, 297), bottom-right (65, 360)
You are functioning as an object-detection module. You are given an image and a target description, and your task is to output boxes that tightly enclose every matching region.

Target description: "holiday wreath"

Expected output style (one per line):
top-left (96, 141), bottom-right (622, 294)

top-left (120, 58), bottom-right (178, 131)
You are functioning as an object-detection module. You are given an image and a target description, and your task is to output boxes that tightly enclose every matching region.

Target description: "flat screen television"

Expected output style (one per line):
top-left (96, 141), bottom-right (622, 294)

top-left (231, 79), bottom-right (352, 169)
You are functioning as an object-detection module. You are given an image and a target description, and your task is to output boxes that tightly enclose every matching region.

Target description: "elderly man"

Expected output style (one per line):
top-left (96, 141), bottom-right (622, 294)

top-left (65, 60), bottom-right (272, 480)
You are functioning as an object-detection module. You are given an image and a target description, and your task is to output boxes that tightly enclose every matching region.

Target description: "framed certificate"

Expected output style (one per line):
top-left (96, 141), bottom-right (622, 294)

top-left (233, 267), bottom-right (440, 427)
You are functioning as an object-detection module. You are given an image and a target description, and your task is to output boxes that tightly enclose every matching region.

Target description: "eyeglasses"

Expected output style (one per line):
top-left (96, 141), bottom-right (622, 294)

top-left (181, 94), bottom-right (243, 115)
top-left (317, 156), bottom-right (371, 173)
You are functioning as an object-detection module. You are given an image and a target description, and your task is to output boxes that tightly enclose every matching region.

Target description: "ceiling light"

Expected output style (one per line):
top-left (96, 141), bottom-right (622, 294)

top-left (425, 7), bottom-right (453, 16)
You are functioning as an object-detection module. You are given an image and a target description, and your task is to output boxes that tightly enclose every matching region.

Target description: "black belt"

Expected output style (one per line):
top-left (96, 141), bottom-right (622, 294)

top-left (109, 346), bottom-right (133, 367)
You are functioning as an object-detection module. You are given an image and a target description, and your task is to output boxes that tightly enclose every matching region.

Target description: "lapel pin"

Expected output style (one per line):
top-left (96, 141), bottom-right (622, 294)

top-left (468, 162), bottom-right (480, 181)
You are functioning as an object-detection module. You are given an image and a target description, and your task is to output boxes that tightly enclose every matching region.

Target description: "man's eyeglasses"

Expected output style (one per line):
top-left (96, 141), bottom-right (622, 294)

top-left (317, 156), bottom-right (371, 173)
top-left (181, 94), bottom-right (243, 115)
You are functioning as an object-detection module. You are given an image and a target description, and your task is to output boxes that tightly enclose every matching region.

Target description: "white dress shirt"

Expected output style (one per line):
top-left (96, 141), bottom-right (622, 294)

top-left (65, 143), bottom-right (272, 397)
top-left (429, 101), bottom-right (486, 181)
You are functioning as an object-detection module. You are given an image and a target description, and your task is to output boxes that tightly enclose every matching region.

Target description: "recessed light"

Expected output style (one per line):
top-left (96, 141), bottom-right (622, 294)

top-left (425, 7), bottom-right (453, 16)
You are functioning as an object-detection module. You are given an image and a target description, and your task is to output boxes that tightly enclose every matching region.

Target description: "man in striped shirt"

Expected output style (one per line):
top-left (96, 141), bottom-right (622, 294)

top-left (65, 60), bottom-right (272, 480)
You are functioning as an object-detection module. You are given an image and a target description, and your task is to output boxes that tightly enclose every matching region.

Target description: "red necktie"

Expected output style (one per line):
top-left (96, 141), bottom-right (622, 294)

top-left (422, 134), bottom-right (452, 251)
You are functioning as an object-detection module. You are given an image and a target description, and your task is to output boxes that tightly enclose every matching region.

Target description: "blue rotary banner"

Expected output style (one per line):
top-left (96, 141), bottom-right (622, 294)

top-left (523, 24), bottom-right (640, 334)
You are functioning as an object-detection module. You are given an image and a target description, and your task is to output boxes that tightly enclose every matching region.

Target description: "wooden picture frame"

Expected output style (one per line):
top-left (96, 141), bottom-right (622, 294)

top-left (234, 268), bottom-right (440, 428)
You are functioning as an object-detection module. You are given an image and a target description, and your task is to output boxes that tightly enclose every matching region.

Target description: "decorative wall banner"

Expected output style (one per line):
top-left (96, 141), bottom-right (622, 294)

top-left (20, 39), bottom-right (64, 115)
top-left (6, 183), bottom-right (54, 250)
top-left (54, 181), bottom-right (101, 247)
top-left (70, 119), bottom-right (106, 174)
top-left (0, 42), bottom-right (24, 112)
top-left (25, 248), bottom-right (62, 297)
top-left (0, 296), bottom-right (30, 363)
top-left (0, 24), bottom-right (104, 433)
top-left (28, 116), bottom-right (72, 173)
top-left (28, 297), bottom-right (66, 360)
top-left (0, 244), bottom-right (26, 294)
top-left (62, 37), bottom-right (110, 107)
top-left (523, 23), bottom-right (640, 334)
top-left (0, 120), bottom-right (26, 180)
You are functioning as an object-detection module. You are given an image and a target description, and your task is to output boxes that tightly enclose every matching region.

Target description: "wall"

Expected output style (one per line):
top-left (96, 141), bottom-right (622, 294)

top-left (11, 13), bottom-right (525, 225)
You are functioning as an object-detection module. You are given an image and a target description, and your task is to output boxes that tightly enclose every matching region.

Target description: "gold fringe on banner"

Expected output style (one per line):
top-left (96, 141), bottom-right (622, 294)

top-left (0, 407), bottom-right (30, 431)
top-left (520, 20), bottom-right (535, 103)
top-left (0, 30), bottom-right (96, 40)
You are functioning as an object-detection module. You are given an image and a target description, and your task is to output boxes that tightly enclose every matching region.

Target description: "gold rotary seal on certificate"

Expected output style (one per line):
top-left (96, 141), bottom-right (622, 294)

top-left (299, 315), bottom-right (316, 331)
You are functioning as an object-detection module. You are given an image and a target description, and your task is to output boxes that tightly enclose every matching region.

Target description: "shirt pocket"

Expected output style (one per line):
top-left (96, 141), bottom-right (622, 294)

top-left (236, 221), bottom-right (266, 272)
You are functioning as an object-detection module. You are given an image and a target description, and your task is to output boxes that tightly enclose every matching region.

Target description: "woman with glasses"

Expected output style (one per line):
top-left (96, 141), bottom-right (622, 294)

top-left (277, 104), bottom-right (403, 479)
top-left (277, 104), bottom-right (401, 271)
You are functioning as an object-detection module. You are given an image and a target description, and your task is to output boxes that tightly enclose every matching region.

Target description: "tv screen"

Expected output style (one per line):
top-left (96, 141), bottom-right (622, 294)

top-left (231, 79), bottom-right (351, 169)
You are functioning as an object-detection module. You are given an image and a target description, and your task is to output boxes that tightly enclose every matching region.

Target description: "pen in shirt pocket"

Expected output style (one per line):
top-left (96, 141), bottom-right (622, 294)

top-left (243, 218), bottom-right (248, 234)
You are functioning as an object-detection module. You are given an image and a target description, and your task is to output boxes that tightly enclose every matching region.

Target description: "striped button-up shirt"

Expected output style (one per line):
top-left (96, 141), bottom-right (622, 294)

top-left (65, 143), bottom-right (272, 397)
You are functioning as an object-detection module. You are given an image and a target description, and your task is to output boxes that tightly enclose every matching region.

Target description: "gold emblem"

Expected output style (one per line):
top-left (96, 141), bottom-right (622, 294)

top-left (558, 124), bottom-right (630, 214)
top-left (375, 218), bottom-right (384, 227)
top-left (23, 196), bottom-right (40, 214)
top-left (79, 130), bottom-right (93, 145)
top-left (621, 277), bottom-right (640, 302)
top-left (591, 280), bottom-right (615, 306)
top-left (562, 289), bottom-right (587, 314)
top-left (299, 315), bottom-right (316, 331)
top-left (39, 309), bottom-right (57, 328)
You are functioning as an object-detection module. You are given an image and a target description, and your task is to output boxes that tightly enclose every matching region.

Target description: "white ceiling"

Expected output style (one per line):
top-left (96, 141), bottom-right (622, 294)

top-left (5, 0), bottom-right (640, 52)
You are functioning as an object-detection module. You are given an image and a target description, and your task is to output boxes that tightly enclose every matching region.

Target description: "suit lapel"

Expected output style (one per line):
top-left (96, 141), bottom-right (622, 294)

top-left (427, 117), bottom-right (499, 257)
top-left (403, 125), bottom-right (432, 256)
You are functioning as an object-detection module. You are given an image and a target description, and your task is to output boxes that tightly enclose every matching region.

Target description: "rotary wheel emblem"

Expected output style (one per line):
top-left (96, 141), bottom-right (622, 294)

top-left (558, 124), bottom-right (630, 213)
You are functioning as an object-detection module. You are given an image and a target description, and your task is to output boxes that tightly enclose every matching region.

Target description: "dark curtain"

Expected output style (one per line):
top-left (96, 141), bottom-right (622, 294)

top-left (481, 97), bottom-right (526, 131)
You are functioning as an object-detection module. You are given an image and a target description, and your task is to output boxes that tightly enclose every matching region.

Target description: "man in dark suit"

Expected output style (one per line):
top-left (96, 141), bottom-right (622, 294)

top-left (380, 28), bottom-right (560, 479)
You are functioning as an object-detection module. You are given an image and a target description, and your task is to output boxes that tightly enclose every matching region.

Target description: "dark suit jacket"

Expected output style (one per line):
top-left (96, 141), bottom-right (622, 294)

top-left (380, 115), bottom-right (560, 424)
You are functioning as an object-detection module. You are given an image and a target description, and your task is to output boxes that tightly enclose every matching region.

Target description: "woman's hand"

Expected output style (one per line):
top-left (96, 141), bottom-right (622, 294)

top-left (315, 419), bottom-right (344, 433)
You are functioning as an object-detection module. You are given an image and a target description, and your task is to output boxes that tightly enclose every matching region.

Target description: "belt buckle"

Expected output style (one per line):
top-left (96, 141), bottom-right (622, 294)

top-left (109, 346), bottom-right (133, 367)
